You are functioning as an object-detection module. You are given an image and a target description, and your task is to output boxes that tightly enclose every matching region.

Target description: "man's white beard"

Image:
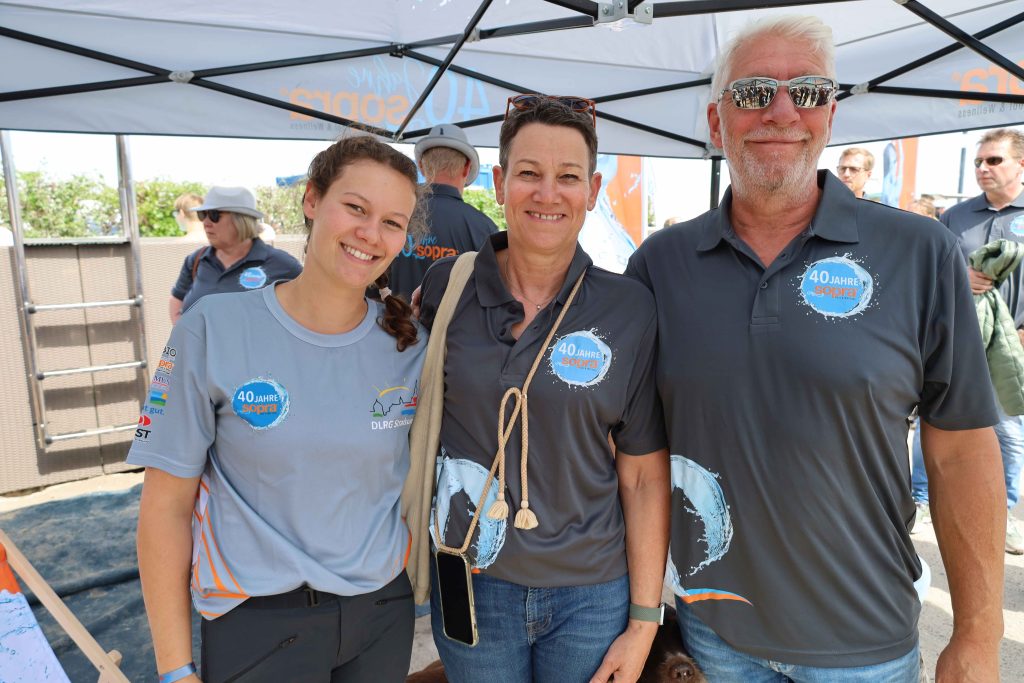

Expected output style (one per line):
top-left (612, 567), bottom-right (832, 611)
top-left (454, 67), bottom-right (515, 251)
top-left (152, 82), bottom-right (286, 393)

top-left (724, 129), bottom-right (824, 202)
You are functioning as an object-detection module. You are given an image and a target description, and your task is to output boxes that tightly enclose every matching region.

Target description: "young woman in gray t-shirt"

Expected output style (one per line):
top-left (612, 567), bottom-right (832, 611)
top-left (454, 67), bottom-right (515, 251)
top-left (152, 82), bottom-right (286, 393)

top-left (131, 136), bottom-right (428, 683)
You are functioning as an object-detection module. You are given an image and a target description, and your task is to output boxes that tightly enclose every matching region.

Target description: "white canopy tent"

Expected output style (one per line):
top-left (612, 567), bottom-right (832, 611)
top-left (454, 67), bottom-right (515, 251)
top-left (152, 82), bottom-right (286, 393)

top-left (1, 0), bottom-right (1023, 158)
top-left (0, 0), bottom-right (1022, 458)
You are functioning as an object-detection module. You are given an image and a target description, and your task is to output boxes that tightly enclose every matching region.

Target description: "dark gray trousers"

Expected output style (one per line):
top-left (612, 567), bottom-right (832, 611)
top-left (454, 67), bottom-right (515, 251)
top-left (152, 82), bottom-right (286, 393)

top-left (201, 572), bottom-right (414, 682)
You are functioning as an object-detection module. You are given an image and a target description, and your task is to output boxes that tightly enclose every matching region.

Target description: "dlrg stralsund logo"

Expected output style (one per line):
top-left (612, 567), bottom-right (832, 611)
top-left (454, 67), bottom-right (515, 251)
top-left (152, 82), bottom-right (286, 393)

top-left (370, 381), bottom-right (419, 430)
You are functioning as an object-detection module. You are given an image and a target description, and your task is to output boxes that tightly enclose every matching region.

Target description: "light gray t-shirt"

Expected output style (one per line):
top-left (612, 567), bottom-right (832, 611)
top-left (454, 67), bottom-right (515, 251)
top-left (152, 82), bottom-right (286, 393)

top-left (127, 285), bottom-right (427, 619)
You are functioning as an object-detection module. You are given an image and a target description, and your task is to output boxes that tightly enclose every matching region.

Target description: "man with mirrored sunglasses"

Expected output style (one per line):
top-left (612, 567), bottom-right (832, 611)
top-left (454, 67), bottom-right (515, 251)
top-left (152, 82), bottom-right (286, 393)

top-left (626, 14), bottom-right (1003, 683)
top-left (929, 127), bottom-right (1024, 557)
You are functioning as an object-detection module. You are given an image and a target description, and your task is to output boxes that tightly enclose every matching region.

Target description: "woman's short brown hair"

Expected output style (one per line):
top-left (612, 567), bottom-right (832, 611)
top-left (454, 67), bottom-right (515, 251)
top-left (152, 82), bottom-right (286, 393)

top-left (499, 98), bottom-right (598, 176)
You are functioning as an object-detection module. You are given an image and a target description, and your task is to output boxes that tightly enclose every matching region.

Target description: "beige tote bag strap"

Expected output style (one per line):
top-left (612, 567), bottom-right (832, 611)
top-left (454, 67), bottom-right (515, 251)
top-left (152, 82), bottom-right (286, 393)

top-left (402, 251), bottom-right (477, 604)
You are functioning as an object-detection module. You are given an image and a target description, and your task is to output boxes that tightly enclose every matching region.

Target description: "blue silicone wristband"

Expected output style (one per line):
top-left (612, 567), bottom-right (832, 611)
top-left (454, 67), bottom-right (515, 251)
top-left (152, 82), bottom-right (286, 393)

top-left (158, 662), bottom-right (196, 683)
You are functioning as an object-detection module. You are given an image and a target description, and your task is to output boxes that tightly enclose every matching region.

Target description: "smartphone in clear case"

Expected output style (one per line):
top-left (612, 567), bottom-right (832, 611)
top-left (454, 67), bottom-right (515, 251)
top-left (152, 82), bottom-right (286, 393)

top-left (434, 549), bottom-right (478, 646)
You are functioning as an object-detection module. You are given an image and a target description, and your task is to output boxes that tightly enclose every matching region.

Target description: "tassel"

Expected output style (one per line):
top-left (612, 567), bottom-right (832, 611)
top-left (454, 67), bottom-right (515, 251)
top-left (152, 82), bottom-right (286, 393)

top-left (487, 499), bottom-right (509, 520)
top-left (514, 506), bottom-right (539, 530)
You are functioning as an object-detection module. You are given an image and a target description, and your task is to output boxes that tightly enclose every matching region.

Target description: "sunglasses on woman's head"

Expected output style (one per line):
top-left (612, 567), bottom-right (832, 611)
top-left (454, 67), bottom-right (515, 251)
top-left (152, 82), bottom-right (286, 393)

top-left (719, 76), bottom-right (837, 110)
top-left (505, 94), bottom-right (597, 127)
top-left (974, 156), bottom-right (1008, 168)
top-left (197, 209), bottom-right (223, 223)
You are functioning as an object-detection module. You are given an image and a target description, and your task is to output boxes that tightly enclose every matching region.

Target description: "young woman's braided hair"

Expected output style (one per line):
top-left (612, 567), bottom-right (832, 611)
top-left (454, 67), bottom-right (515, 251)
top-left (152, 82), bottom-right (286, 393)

top-left (304, 135), bottom-right (427, 351)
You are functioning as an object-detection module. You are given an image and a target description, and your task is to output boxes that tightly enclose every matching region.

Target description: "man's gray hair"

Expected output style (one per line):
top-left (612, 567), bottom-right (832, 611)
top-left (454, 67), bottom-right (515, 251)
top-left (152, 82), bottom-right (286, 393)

top-left (709, 15), bottom-right (836, 105)
top-left (978, 128), bottom-right (1024, 159)
top-left (420, 146), bottom-right (469, 182)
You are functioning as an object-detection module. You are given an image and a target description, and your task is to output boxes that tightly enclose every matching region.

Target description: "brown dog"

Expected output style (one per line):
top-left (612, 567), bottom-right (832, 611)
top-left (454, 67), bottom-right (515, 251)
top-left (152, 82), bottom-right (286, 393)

top-left (638, 605), bottom-right (704, 682)
top-left (406, 605), bottom-right (705, 683)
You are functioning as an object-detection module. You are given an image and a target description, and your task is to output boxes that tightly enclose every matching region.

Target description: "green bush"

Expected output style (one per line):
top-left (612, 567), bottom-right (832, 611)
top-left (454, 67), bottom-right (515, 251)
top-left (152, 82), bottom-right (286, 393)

top-left (136, 179), bottom-right (206, 237)
top-left (463, 188), bottom-right (506, 230)
top-left (0, 173), bottom-right (318, 239)
top-left (16, 171), bottom-right (120, 238)
top-left (256, 183), bottom-right (307, 235)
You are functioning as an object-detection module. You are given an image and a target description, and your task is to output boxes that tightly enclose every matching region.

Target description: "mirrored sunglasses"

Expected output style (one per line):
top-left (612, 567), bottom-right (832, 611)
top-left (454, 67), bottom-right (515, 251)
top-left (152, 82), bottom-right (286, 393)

top-left (505, 94), bottom-right (597, 127)
top-left (196, 209), bottom-right (224, 223)
top-left (720, 76), bottom-right (837, 110)
top-left (974, 156), bottom-right (1006, 168)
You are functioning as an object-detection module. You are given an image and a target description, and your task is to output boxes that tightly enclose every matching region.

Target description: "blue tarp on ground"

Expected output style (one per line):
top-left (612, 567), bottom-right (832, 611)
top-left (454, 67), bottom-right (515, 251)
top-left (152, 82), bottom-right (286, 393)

top-left (0, 484), bottom-right (201, 681)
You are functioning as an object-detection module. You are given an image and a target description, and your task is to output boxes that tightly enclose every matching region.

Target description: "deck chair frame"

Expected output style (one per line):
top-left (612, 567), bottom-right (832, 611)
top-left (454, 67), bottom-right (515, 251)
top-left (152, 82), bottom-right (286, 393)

top-left (0, 527), bottom-right (129, 683)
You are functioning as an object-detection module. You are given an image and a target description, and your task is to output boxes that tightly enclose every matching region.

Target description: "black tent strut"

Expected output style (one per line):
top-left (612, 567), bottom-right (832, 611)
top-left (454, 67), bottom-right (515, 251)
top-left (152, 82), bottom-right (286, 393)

top-left (899, 1), bottom-right (1024, 84)
top-left (394, 0), bottom-right (496, 138)
top-left (836, 10), bottom-right (1024, 102)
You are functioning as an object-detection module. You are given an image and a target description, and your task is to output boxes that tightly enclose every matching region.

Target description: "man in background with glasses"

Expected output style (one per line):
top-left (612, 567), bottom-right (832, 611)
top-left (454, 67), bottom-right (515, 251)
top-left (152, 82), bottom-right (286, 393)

top-left (626, 15), bottom-right (1003, 682)
top-left (835, 147), bottom-right (875, 199)
top-left (935, 127), bottom-right (1024, 557)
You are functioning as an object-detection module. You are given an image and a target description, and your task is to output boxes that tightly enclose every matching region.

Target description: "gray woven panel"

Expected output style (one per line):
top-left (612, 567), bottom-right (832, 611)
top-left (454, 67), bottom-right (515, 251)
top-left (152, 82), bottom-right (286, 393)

top-left (0, 247), bottom-right (106, 492)
top-left (0, 247), bottom-right (42, 491)
top-left (0, 236), bottom-right (309, 493)
top-left (25, 245), bottom-right (105, 463)
top-left (277, 235), bottom-right (304, 263)
top-left (139, 238), bottom-right (193, 383)
top-left (78, 244), bottom-right (142, 471)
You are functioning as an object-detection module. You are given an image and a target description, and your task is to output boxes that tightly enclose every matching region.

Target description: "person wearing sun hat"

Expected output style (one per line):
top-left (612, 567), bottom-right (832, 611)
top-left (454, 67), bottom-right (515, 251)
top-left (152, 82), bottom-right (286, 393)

top-left (168, 186), bottom-right (302, 323)
top-left (386, 123), bottom-right (497, 301)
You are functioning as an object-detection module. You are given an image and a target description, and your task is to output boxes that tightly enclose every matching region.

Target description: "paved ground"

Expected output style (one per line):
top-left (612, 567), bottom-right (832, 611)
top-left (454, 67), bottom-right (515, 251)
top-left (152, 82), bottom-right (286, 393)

top-left (3, 471), bottom-right (1020, 680)
top-left (912, 500), bottom-right (1024, 679)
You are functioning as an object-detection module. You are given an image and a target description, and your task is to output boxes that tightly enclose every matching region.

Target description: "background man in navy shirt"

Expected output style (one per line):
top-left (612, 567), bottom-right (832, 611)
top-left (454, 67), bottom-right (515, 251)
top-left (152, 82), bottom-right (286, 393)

top-left (387, 123), bottom-right (497, 300)
top-left (936, 128), bottom-right (1024, 555)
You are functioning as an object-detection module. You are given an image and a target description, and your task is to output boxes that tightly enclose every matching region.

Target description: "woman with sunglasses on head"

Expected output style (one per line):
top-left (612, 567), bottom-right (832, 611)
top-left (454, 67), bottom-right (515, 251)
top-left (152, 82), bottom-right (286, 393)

top-left (417, 96), bottom-right (669, 683)
top-left (132, 136), bottom-right (428, 683)
top-left (168, 186), bottom-right (302, 324)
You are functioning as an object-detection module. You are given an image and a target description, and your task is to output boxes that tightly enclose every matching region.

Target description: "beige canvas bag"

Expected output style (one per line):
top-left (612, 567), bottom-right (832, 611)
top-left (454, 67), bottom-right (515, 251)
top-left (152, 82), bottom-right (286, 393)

top-left (401, 251), bottom-right (477, 605)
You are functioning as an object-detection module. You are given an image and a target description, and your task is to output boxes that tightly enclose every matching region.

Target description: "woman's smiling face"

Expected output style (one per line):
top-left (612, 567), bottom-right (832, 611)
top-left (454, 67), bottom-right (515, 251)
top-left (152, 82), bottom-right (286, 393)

top-left (494, 122), bottom-right (601, 258)
top-left (302, 158), bottom-right (415, 291)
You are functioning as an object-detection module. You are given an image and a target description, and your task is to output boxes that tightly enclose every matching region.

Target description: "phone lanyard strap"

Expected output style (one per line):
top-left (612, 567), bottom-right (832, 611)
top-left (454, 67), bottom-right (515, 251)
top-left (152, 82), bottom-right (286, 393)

top-left (434, 269), bottom-right (586, 556)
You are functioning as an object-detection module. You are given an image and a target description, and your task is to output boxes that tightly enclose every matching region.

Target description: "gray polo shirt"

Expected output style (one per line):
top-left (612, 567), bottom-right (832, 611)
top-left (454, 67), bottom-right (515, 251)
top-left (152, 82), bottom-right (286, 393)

top-left (172, 238), bottom-right (303, 312)
top-left (941, 188), bottom-right (1024, 326)
top-left (625, 171), bottom-right (998, 667)
top-left (127, 285), bottom-right (426, 618)
top-left (419, 232), bottom-right (665, 587)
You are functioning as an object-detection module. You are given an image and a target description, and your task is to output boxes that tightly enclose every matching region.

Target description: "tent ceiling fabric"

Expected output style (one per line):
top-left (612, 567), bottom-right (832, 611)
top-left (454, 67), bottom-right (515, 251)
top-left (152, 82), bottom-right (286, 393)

top-left (1, 0), bottom-right (1023, 158)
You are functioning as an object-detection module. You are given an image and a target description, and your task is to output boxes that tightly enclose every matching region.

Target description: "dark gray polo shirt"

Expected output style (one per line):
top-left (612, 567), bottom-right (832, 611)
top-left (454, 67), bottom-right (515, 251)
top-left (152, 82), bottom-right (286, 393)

top-left (419, 232), bottom-right (665, 587)
top-left (941, 187), bottom-right (1024, 326)
top-left (625, 171), bottom-right (998, 667)
top-left (388, 183), bottom-right (498, 301)
top-left (172, 238), bottom-right (303, 312)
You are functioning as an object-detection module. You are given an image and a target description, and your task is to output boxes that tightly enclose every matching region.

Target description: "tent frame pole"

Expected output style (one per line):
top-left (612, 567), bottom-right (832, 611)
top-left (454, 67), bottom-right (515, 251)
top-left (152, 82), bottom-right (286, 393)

top-left (710, 158), bottom-right (722, 210)
top-left (394, 0), bottom-right (496, 138)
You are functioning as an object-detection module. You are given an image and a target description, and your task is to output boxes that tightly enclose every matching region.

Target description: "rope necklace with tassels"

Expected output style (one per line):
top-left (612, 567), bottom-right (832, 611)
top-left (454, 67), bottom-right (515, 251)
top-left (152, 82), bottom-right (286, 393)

top-left (433, 269), bottom-right (586, 557)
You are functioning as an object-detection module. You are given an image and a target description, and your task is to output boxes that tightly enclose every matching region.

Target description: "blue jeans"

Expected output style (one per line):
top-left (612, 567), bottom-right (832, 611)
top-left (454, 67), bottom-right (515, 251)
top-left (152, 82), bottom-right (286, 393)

top-left (913, 412), bottom-right (1023, 509)
top-left (675, 599), bottom-right (919, 682)
top-left (910, 420), bottom-right (928, 504)
top-left (430, 567), bottom-right (628, 683)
